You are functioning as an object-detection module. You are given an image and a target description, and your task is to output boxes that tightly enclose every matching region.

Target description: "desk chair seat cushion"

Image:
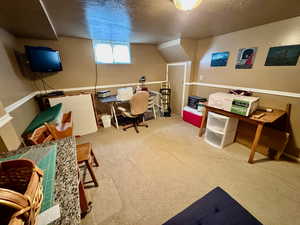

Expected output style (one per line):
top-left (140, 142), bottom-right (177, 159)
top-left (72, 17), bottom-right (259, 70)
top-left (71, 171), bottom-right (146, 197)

top-left (117, 106), bottom-right (137, 118)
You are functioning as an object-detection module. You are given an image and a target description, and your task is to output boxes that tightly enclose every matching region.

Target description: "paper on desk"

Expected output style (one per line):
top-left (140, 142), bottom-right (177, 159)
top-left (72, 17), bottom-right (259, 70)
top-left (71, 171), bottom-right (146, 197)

top-left (37, 204), bottom-right (61, 225)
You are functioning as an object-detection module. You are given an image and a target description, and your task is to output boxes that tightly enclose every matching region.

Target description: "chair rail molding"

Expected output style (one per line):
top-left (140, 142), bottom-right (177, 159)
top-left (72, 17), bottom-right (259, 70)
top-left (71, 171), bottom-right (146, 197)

top-left (0, 113), bottom-right (13, 128)
top-left (4, 81), bottom-right (166, 114)
top-left (185, 82), bottom-right (300, 98)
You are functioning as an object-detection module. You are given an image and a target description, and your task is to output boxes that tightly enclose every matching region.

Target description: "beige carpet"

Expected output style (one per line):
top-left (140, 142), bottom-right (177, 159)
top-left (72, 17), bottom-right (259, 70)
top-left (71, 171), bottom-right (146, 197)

top-left (78, 117), bottom-right (300, 225)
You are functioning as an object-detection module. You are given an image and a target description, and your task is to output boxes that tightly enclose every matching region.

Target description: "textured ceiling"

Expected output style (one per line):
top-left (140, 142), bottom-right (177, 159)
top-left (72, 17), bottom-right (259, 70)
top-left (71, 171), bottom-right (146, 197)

top-left (2, 0), bottom-right (300, 43)
top-left (0, 0), bottom-right (57, 39)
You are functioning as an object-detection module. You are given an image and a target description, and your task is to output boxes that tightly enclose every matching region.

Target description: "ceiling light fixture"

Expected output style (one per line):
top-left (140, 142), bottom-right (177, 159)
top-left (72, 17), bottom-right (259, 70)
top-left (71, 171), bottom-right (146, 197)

top-left (173, 0), bottom-right (202, 11)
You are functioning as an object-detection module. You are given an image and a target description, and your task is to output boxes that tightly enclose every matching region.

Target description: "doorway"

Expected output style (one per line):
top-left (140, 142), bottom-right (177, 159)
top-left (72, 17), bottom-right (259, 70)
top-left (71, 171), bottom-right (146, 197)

top-left (167, 63), bottom-right (186, 115)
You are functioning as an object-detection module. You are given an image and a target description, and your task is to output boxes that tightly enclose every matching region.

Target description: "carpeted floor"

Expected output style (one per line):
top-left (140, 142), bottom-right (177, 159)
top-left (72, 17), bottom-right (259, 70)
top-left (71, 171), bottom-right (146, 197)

top-left (78, 117), bottom-right (300, 225)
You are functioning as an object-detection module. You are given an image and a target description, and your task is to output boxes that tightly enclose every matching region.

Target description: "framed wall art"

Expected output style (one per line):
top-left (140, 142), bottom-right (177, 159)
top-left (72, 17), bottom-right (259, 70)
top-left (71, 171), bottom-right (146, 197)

top-left (211, 51), bottom-right (230, 67)
top-left (235, 47), bottom-right (257, 69)
top-left (265, 45), bottom-right (300, 66)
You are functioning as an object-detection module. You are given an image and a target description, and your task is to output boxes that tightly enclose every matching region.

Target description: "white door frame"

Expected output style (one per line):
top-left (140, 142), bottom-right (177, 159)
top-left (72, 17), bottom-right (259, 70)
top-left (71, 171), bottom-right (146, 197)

top-left (166, 61), bottom-right (192, 116)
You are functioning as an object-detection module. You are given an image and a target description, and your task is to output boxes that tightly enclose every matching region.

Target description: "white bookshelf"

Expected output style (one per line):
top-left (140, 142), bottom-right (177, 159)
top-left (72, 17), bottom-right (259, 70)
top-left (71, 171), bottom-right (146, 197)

top-left (205, 112), bottom-right (238, 149)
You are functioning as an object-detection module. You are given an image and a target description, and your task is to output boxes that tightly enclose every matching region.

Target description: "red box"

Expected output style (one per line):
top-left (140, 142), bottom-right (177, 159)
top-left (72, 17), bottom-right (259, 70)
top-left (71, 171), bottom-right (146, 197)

top-left (183, 110), bottom-right (203, 127)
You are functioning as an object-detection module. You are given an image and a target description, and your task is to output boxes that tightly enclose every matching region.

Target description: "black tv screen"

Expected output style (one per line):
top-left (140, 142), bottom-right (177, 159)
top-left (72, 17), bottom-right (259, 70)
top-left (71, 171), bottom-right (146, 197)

top-left (25, 46), bottom-right (63, 72)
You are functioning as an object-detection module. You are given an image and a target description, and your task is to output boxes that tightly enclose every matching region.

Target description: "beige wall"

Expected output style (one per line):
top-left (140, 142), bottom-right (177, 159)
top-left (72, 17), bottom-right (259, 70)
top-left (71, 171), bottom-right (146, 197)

top-left (191, 16), bottom-right (300, 157)
top-left (17, 37), bottom-right (167, 90)
top-left (0, 28), bottom-right (34, 106)
top-left (99, 44), bottom-right (166, 85)
top-left (192, 16), bottom-right (300, 92)
top-left (10, 99), bottom-right (40, 136)
top-left (181, 39), bottom-right (198, 62)
top-left (0, 101), bottom-right (21, 152)
top-left (0, 28), bottom-right (38, 140)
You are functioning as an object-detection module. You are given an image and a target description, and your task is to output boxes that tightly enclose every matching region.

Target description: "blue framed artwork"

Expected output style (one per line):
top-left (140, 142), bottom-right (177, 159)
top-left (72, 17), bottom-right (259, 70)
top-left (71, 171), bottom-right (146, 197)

top-left (265, 45), bottom-right (300, 66)
top-left (211, 51), bottom-right (230, 67)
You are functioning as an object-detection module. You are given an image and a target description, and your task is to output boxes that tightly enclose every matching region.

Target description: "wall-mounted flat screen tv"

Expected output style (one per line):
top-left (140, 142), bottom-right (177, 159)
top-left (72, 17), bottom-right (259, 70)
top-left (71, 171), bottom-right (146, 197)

top-left (25, 45), bottom-right (63, 72)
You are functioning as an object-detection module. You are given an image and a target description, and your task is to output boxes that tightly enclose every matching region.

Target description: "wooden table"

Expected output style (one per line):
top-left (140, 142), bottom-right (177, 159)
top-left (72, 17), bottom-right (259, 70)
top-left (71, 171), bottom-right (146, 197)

top-left (199, 105), bottom-right (286, 163)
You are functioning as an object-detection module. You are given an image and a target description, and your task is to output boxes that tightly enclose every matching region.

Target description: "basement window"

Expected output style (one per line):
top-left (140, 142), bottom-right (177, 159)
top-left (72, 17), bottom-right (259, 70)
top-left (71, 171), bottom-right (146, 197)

top-left (93, 41), bottom-right (131, 64)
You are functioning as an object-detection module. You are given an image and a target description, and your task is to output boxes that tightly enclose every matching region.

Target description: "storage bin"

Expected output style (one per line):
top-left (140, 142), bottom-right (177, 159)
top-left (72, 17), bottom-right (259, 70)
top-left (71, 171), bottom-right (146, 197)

top-left (182, 106), bottom-right (203, 127)
top-left (207, 112), bottom-right (228, 133)
top-left (205, 127), bottom-right (237, 149)
top-left (101, 115), bottom-right (112, 128)
top-left (205, 112), bottom-right (239, 149)
top-left (205, 128), bottom-right (223, 148)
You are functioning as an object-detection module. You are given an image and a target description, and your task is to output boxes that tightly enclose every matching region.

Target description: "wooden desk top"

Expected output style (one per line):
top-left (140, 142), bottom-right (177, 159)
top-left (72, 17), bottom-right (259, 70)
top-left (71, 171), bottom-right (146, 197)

top-left (250, 109), bottom-right (286, 123)
top-left (97, 95), bottom-right (119, 103)
top-left (205, 105), bottom-right (286, 124)
top-left (97, 92), bottom-right (157, 103)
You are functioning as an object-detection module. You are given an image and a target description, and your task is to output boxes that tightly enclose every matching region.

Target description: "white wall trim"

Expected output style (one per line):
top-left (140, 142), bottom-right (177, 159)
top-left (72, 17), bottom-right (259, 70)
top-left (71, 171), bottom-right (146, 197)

top-left (4, 81), bottom-right (165, 113)
top-left (166, 64), bottom-right (169, 82)
top-left (166, 61), bottom-right (192, 81)
top-left (38, 0), bottom-right (58, 39)
top-left (185, 82), bottom-right (300, 98)
top-left (37, 81), bottom-right (165, 94)
top-left (0, 113), bottom-right (13, 128)
top-left (4, 92), bottom-right (38, 113)
top-left (167, 61), bottom-right (192, 116)
top-left (181, 63), bottom-right (188, 116)
top-left (283, 153), bottom-right (300, 162)
top-left (167, 61), bottom-right (191, 66)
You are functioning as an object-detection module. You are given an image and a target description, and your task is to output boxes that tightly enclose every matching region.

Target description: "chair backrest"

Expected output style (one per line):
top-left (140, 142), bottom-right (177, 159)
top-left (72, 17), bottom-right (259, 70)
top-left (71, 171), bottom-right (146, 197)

top-left (29, 125), bottom-right (53, 145)
top-left (45, 112), bottom-right (73, 140)
top-left (147, 95), bottom-right (155, 109)
top-left (130, 91), bottom-right (149, 115)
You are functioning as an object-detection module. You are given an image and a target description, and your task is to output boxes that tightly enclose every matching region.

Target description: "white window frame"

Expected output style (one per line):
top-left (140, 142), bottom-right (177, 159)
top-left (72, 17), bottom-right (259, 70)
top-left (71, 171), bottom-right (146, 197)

top-left (93, 40), bottom-right (131, 64)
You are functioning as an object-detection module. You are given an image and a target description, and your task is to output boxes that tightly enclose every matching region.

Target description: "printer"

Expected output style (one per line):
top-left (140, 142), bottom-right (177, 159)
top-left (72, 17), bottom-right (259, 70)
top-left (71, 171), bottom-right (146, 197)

top-left (208, 92), bottom-right (259, 116)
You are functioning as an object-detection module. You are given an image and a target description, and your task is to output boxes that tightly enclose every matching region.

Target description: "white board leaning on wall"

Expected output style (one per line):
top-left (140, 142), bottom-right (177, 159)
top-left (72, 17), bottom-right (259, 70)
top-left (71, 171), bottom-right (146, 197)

top-left (49, 94), bottom-right (98, 136)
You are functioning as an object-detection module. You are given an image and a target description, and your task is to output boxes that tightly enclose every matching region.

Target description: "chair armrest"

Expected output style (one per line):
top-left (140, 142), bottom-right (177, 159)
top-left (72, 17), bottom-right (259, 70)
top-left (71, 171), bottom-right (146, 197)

top-left (117, 106), bottom-right (127, 112)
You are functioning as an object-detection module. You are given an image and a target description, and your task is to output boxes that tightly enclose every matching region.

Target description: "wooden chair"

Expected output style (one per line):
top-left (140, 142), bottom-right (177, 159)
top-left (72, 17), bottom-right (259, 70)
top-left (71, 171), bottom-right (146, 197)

top-left (45, 112), bottom-right (73, 140)
top-left (77, 143), bottom-right (99, 187)
top-left (28, 125), bottom-right (54, 145)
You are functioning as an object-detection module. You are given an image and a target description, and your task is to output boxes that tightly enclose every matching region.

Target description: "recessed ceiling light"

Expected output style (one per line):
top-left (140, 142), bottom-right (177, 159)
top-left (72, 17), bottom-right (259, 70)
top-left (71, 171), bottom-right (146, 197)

top-left (173, 0), bottom-right (203, 11)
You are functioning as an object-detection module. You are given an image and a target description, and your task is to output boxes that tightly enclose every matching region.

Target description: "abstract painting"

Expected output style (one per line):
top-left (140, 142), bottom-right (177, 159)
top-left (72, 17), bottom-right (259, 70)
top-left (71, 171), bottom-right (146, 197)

top-left (236, 47), bottom-right (257, 69)
top-left (211, 51), bottom-right (229, 67)
top-left (265, 45), bottom-right (300, 66)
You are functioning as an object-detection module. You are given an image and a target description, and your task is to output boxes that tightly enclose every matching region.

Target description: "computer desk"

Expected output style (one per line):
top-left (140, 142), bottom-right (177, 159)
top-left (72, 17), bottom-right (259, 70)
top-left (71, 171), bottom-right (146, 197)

top-left (97, 95), bottom-right (127, 129)
top-left (97, 92), bottom-right (158, 129)
top-left (199, 105), bottom-right (288, 163)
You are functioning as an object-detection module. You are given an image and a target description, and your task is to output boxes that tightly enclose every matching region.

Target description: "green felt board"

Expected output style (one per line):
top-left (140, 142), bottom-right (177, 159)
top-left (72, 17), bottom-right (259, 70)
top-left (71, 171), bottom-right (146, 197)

top-left (0, 145), bottom-right (57, 212)
top-left (37, 147), bottom-right (57, 212)
top-left (23, 103), bottom-right (62, 135)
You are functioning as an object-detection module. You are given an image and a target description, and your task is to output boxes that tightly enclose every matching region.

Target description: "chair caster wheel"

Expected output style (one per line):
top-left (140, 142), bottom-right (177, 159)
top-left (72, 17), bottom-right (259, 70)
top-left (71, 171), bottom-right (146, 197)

top-left (146, 125), bottom-right (149, 128)
top-left (123, 128), bottom-right (127, 131)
